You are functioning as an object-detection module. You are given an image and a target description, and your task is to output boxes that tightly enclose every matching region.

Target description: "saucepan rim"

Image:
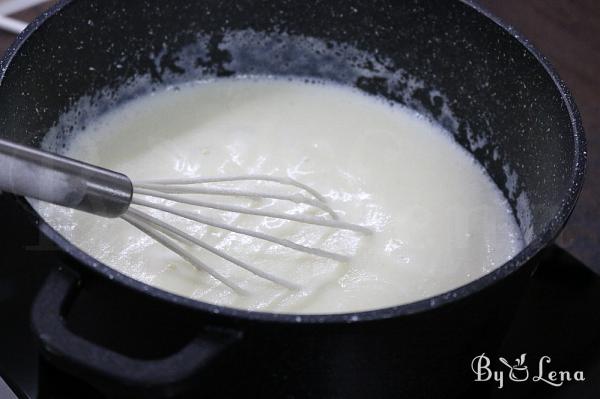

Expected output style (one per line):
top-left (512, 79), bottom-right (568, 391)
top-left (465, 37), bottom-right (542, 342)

top-left (1, 0), bottom-right (587, 324)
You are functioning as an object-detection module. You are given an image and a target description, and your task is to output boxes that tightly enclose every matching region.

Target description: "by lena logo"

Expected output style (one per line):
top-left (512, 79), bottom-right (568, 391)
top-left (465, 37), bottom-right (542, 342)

top-left (471, 353), bottom-right (585, 389)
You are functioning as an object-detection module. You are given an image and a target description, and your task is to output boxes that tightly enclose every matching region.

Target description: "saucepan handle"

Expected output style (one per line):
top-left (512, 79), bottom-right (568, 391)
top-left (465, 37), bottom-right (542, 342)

top-left (31, 267), bottom-right (241, 397)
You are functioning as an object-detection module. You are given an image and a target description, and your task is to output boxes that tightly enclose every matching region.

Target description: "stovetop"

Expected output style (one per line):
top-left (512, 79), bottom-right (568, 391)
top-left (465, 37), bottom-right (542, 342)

top-left (0, 194), bottom-right (599, 398)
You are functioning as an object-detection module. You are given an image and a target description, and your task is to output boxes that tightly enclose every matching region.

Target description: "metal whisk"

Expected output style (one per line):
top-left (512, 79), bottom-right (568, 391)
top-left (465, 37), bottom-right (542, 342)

top-left (0, 139), bottom-right (372, 293)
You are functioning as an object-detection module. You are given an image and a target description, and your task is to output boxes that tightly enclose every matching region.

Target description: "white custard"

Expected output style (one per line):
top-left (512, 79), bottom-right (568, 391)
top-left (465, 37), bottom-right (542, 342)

top-left (33, 78), bottom-right (524, 314)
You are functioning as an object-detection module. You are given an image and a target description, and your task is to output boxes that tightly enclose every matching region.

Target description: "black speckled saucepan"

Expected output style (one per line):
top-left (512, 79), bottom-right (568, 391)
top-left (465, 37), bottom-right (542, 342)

top-left (0, 0), bottom-right (586, 397)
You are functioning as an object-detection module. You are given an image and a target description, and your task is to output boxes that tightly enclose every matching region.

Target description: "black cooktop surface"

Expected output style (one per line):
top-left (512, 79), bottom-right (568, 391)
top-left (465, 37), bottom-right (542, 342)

top-left (0, 195), bottom-right (599, 398)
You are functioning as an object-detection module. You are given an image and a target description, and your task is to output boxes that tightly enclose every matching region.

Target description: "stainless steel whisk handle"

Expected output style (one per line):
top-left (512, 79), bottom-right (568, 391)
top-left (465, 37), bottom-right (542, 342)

top-left (0, 139), bottom-right (133, 217)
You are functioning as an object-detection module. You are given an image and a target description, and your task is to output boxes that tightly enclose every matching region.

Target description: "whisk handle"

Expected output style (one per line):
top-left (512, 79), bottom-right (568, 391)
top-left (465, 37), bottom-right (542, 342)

top-left (0, 139), bottom-right (132, 217)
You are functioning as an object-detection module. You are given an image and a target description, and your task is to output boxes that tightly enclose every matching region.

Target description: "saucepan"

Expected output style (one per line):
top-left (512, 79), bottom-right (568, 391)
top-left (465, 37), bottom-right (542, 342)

top-left (0, 0), bottom-right (586, 397)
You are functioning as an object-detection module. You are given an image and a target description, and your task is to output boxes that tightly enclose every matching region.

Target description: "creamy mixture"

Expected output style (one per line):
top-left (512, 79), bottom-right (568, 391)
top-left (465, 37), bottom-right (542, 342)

top-left (34, 78), bottom-right (524, 314)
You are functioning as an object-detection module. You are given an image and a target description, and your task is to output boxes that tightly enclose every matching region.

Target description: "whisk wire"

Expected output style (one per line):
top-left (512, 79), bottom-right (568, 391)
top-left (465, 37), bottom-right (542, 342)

top-left (131, 197), bottom-right (352, 262)
top-left (125, 207), bottom-right (301, 290)
top-left (121, 212), bottom-right (247, 294)
top-left (126, 176), bottom-right (373, 292)
top-left (134, 184), bottom-right (338, 218)
top-left (132, 189), bottom-right (370, 234)
top-left (135, 174), bottom-right (327, 202)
